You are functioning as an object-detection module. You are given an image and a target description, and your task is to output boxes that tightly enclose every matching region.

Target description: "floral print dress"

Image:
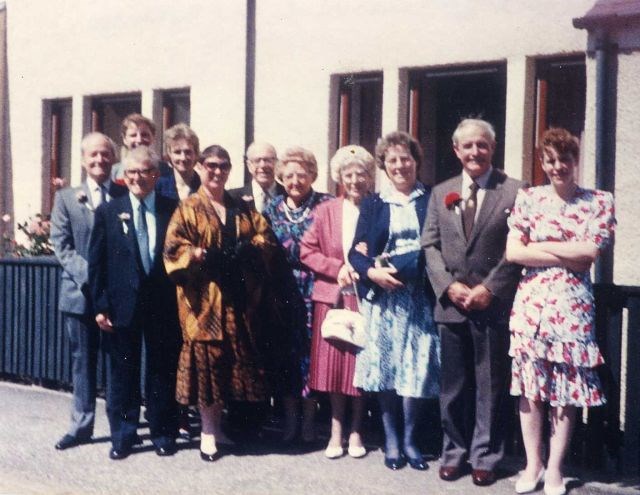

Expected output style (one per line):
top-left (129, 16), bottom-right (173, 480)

top-left (507, 186), bottom-right (616, 407)
top-left (263, 190), bottom-right (332, 397)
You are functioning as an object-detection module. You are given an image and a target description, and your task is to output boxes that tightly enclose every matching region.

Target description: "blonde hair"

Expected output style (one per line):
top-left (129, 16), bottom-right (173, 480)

top-left (329, 145), bottom-right (375, 183)
top-left (276, 146), bottom-right (318, 182)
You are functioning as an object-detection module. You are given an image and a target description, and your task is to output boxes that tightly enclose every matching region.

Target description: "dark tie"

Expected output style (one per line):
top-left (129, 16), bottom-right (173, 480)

top-left (137, 202), bottom-right (151, 274)
top-left (99, 185), bottom-right (107, 205)
top-left (463, 181), bottom-right (479, 240)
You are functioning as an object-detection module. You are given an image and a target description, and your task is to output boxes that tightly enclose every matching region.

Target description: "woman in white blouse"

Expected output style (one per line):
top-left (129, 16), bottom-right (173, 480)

top-left (300, 145), bottom-right (375, 459)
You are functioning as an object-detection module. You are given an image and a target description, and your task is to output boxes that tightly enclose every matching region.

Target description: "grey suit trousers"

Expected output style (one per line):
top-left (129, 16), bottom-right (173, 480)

top-left (438, 318), bottom-right (511, 471)
top-left (64, 312), bottom-right (100, 439)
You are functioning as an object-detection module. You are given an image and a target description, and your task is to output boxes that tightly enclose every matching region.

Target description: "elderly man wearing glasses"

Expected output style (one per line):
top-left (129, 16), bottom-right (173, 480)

top-left (228, 141), bottom-right (285, 213)
top-left (89, 146), bottom-right (181, 460)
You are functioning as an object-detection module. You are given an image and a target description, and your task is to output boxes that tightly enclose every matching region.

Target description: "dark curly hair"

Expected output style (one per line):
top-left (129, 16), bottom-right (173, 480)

top-left (538, 128), bottom-right (580, 161)
top-left (374, 131), bottom-right (423, 172)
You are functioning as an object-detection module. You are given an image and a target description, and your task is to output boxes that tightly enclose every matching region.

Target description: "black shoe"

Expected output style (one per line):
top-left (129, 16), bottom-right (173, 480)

top-left (55, 434), bottom-right (83, 450)
top-left (155, 443), bottom-right (177, 457)
top-left (109, 447), bottom-right (131, 460)
top-left (384, 455), bottom-right (407, 470)
top-left (407, 456), bottom-right (428, 471)
top-left (200, 450), bottom-right (220, 462)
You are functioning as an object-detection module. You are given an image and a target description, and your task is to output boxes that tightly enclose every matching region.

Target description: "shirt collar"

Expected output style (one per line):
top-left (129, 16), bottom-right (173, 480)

top-left (87, 177), bottom-right (111, 193)
top-left (462, 167), bottom-right (493, 190)
top-left (252, 179), bottom-right (277, 198)
top-left (129, 190), bottom-right (156, 213)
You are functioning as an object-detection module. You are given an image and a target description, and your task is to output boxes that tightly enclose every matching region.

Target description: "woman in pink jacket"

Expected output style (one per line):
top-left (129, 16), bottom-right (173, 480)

top-left (300, 145), bottom-right (375, 459)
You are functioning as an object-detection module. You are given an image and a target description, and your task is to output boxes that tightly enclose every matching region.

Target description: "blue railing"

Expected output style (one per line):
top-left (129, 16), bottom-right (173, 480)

top-left (0, 257), bottom-right (638, 474)
top-left (0, 257), bottom-right (108, 390)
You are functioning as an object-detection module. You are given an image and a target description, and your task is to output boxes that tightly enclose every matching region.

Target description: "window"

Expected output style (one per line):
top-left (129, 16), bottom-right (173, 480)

top-left (89, 93), bottom-right (142, 153)
top-left (533, 57), bottom-right (586, 185)
top-left (408, 64), bottom-right (507, 185)
top-left (158, 88), bottom-right (190, 151)
top-left (42, 98), bottom-right (72, 212)
top-left (336, 73), bottom-right (383, 156)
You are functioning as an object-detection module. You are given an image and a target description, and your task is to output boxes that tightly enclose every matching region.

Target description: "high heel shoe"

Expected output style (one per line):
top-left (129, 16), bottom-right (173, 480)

top-left (543, 480), bottom-right (566, 495)
top-left (515, 468), bottom-right (545, 494)
top-left (406, 455), bottom-right (428, 471)
top-left (200, 448), bottom-right (220, 462)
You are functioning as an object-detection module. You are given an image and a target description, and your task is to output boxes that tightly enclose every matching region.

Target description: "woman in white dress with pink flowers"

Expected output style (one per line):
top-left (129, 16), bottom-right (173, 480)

top-left (506, 128), bottom-right (615, 495)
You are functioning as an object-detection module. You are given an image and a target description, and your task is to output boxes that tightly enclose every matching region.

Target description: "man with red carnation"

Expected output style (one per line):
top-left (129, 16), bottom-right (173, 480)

top-left (421, 118), bottom-right (525, 486)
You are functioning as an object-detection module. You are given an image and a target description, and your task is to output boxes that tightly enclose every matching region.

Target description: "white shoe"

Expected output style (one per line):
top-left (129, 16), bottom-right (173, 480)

top-left (347, 444), bottom-right (367, 458)
top-left (515, 468), bottom-right (545, 494)
top-left (543, 480), bottom-right (566, 495)
top-left (324, 445), bottom-right (344, 459)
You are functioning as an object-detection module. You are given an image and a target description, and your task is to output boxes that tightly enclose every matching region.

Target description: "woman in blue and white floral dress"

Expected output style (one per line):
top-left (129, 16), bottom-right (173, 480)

top-left (349, 131), bottom-right (440, 471)
top-left (506, 128), bottom-right (615, 495)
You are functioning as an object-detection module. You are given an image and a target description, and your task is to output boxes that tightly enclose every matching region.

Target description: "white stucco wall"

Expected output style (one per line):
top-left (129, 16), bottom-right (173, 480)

top-left (6, 0), bottom-right (247, 225)
top-left (254, 0), bottom-right (593, 185)
top-left (611, 52), bottom-right (640, 286)
top-left (6, 0), bottom-right (638, 284)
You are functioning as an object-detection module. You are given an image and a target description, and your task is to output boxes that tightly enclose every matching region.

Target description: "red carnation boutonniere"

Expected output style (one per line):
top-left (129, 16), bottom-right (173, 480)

top-left (114, 178), bottom-right (126, 187)
top-left (444, 192), bottom-right (462, 214)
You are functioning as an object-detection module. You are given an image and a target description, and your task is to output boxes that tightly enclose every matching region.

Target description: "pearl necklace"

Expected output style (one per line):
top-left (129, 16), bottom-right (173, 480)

top-left (283, 197), bottom-right (313, 224)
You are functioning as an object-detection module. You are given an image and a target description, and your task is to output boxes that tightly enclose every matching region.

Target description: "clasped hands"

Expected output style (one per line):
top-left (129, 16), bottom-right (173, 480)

top-left (447, 281), bottom-right (493, 311)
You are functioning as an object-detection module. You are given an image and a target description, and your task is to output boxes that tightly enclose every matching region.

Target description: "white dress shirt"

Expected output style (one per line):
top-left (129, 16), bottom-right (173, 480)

top-left (252, 179), bottom-right (278, 213)
top-left (87, 177), bottom-right (112, 208)
top-left (461, 167), bottom-right (493, 220)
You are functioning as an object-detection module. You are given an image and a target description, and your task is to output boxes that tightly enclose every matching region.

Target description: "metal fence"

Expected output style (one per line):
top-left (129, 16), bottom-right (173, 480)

top-left (0, 257), bottom-right (638, 474)
top-left (0, 256), bottom-right (107, 390)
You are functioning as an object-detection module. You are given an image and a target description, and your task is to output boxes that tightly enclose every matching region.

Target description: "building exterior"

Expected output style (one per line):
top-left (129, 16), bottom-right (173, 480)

top-left (0, 0), bottom-right (638, 285)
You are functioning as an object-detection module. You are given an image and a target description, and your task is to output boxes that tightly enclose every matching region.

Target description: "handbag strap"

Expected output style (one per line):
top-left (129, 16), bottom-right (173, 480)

top-left (335, 279), bottom-right (361, 313)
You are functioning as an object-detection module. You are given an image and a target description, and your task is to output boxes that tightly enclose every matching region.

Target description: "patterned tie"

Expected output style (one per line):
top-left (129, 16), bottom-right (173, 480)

top-left (463, 181), bottom-right (479, 240)
top-left (137, 202), bottom-right (151, 274)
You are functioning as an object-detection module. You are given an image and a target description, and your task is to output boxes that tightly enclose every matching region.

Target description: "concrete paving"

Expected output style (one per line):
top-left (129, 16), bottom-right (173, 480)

top-left (0, 381), bottom-right (638, 495)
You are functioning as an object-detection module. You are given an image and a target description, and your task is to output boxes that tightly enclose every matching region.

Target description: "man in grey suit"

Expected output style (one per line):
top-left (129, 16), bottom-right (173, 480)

top-left (422, 119), bottom-right (524, 486)
top-left (51, 132), bottom-right (126, 450)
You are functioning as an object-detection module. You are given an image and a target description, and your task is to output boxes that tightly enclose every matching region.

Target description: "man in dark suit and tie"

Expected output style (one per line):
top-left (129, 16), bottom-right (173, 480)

top-left (422, 119), bottom-right (524, 486)
top-left (51, 132), bottom-right (127, 451)
top-left (89, 145), bottom-right (181, 460)
top-left (228, 141), bottom-right (285, 213)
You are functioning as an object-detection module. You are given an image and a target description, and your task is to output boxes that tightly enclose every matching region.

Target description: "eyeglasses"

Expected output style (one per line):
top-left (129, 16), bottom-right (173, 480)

top-left (248, 156), bottom-right (276, 165)
top-left (124, 167), bottom-right (156, 178)
top-left (201, 160), bottom-right (231, 172)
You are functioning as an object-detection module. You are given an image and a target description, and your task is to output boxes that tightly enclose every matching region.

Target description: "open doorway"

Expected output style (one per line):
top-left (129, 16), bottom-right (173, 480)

top-left (408, 64), bottom-right (506, 185)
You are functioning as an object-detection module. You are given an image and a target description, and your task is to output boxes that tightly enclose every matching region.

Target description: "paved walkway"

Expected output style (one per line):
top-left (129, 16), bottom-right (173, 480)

top-left (0, 381), bottom-right (638, 495)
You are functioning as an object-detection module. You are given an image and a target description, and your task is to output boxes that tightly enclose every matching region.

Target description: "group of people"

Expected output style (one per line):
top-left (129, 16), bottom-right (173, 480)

top-left (49, 112), bottom-right (615, 495)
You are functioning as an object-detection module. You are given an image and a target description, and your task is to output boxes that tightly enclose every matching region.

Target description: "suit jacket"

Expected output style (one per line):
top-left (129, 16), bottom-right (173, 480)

top-left (50, 181), bottom-right (127, 314)
top-left (227, 182), bottom-right (285, 212)
top-left (421, 169), bottom-right (525, 324)
top-left (299, 197), bottom-right (348, 305)
top-left (88, 192), bottom-right (179, 328)
top-left (348, 184), bottom-right (430, 299)
top-left (155, 168), bottom-right (201, 201)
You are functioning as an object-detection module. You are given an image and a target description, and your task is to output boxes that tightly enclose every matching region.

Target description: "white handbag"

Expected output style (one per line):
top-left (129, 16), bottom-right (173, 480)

top-left (320, 284), bottom-right (366, 349)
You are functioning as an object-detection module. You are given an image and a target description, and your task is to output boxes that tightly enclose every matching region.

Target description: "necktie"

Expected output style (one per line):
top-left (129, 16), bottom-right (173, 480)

top-left (99, 185), bottom-right (107, 205)
top-left (463, 181), bottom-right (479, 240)
top-left (137, 202), bottom-right (151, 274)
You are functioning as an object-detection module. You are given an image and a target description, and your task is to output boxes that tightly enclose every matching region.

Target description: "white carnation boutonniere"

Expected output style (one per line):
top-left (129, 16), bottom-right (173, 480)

top-left (241, 194), bottom-right (254, 202)
top-left (117, 212), bottom-right (131, 234)
top-left (76, 191), bottom-right (94, 211)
